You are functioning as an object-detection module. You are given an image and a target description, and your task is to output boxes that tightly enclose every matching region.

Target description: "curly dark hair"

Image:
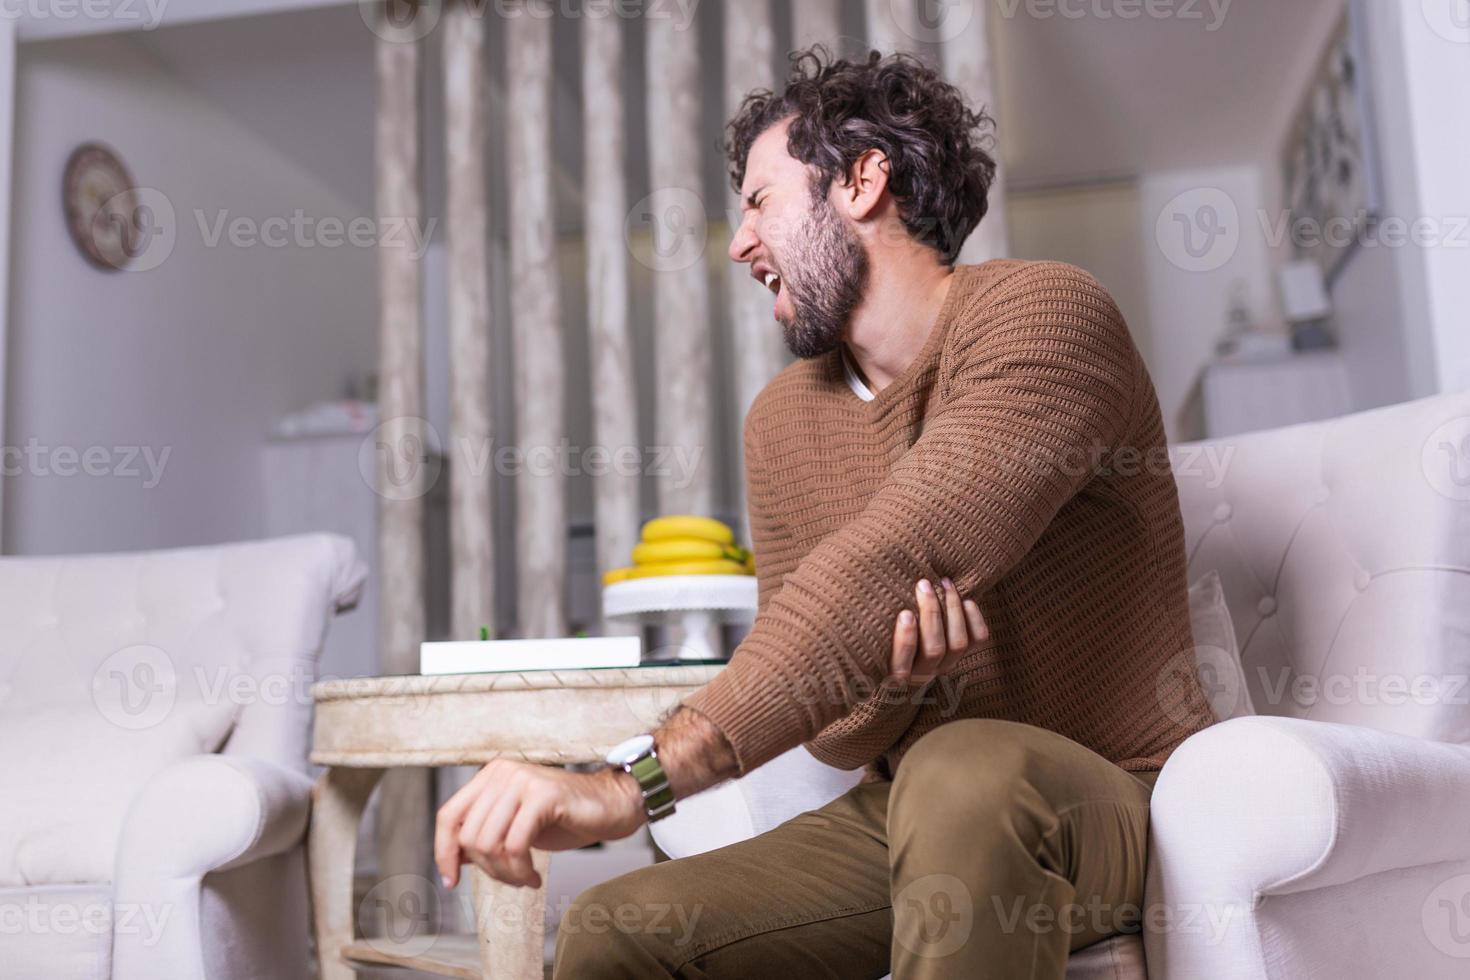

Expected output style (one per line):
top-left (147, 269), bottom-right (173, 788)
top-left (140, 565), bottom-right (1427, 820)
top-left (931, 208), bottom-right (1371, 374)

top-left (725, 46), bottom-right (998, 265)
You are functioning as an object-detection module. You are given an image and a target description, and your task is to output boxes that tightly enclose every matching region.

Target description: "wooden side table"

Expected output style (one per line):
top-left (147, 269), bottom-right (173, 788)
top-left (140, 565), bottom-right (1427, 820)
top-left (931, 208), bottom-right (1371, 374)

top-left (307, 665), bottom-right (721, 979)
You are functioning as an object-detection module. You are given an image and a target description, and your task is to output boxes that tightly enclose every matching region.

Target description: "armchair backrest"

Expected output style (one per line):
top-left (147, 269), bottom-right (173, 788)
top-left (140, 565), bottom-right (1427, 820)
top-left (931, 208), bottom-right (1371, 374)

top-left (1172, 390), bottom-right (1470, 743)
top-left (0, 533), bottom-right (366, 772)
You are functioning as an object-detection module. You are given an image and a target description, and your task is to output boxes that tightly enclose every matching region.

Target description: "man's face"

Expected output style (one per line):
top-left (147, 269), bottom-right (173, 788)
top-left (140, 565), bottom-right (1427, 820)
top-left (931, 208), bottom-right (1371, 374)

top-left (729, 119), bottom-right (869, 360)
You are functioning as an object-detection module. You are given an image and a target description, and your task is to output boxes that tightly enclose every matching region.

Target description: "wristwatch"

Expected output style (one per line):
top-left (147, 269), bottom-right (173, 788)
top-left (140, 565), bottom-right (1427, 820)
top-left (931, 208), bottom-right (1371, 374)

top-left (605, 733), bottom-right (676, 823)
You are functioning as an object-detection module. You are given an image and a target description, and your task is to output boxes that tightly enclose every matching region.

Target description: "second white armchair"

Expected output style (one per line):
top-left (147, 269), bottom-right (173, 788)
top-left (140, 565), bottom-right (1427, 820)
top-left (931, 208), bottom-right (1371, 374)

top-left (0, 532), bottom-right (366, 980)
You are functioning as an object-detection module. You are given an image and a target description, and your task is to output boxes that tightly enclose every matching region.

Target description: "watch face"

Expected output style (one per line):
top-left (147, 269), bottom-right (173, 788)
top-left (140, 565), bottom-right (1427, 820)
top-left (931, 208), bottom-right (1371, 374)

top-left (606, 733), bottom-right (655, 766)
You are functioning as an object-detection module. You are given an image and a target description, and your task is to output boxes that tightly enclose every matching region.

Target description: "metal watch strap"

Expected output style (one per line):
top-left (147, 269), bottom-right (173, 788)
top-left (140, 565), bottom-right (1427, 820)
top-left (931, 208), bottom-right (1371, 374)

top-left (623, 749), bottom-right (675, 822)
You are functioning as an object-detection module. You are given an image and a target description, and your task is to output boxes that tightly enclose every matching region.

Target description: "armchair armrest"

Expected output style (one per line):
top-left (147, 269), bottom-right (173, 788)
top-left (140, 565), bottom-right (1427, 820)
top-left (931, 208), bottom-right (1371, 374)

top-left (110, 755), bottom-right (313, 979)
top-left (1145, 716), bottom-right (1470, 979)
top-left (115, 754), bottom-right (313, 880)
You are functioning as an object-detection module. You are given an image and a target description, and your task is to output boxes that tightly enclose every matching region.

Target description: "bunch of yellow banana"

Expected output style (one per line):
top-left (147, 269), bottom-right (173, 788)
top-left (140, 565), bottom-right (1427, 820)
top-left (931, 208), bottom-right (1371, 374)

top-left (601, 515), bottom-right (756, 586)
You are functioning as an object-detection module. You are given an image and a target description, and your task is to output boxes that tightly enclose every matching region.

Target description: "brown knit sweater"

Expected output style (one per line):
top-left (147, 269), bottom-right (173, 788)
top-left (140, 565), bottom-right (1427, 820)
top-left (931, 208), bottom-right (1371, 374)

top-left (683, 259), bottom-right (1215, 778)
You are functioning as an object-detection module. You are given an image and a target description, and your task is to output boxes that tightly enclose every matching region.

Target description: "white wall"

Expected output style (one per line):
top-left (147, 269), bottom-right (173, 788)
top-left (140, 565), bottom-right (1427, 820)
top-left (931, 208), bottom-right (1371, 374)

top-left (1254, 0), bottom-right (1415, 412)
top-left (1009, 0), bottom-right (1470, 437)
top-left (4, 32), bottom-right (376, 554)
top-left (8, 0), bottom-right (348, 42)
top-left (1137, 165), bottom-right (1279, 441)
top-left (1008, 181), bottom-right (1154, 367)
top-left (1330, 242), bottom-right (1414, 410)
top-left (1257, 0), bottom-right (1415, 410)
top-left (1359, 0), bottom-right (1470, 394)
top-left (1262, 0), bottom-right (1470, 406)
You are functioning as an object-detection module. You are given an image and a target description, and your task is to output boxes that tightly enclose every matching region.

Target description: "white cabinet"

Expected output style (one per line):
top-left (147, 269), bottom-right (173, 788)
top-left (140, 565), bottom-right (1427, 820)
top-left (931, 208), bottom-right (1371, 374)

top-left (262, 435), bottom-right (379, 683)
top-left (1201, 351), bottom-right (1352, 438)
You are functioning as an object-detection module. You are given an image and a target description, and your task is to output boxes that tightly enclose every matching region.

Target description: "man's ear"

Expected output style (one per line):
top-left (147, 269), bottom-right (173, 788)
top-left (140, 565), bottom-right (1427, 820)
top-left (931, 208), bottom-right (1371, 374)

top-left (833, 148), bottom-right (890, 222)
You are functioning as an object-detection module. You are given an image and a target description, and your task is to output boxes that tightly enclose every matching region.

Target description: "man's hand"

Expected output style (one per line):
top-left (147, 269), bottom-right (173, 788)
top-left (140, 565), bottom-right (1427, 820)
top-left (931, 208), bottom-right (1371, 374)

top-left (888, 577), bottom-right (988, 687)
top-left (431, 580), bottom-right (984, 890)
top-left (435, 760), bottom-right (645, 889)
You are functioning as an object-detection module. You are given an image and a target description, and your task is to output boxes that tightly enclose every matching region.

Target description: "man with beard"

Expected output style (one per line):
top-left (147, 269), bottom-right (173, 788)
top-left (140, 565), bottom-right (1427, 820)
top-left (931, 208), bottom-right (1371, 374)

top-left (434, 47), bottom-right (1214, 979)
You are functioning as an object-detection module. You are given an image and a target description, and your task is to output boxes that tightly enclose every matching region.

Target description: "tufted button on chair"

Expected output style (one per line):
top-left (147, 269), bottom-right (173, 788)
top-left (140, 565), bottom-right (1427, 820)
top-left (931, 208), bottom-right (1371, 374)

top-left (0, 533), bottom-right (366, 980)
top-left (651, 390), bottom-right (1470, 978)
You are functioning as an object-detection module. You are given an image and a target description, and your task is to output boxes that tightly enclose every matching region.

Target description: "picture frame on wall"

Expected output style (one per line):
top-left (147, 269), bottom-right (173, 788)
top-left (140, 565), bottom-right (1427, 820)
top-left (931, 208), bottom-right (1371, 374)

top-left (1281, 0), bottom-right (1383, 285)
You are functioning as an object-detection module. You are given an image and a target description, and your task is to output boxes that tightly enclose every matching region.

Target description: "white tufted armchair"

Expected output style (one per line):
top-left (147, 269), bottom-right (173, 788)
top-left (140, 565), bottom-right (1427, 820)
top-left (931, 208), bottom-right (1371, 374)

top-left (651, 389), bottom-right (1470, 978)
top-left (0, 533), bottom-right (366, 980)
top-left (1145, 388), bottom-right (1470, 978)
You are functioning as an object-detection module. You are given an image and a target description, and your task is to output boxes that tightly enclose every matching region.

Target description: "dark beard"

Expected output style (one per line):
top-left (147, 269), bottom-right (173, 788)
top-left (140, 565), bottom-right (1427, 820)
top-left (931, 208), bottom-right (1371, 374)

top-left (778, 192), bottom-right (868, 360)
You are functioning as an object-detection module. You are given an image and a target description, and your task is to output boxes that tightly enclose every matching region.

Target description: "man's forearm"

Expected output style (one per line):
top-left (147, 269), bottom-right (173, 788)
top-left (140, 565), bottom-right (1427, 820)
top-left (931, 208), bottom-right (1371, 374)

top-left (653, 706), bottom-right (740, 800)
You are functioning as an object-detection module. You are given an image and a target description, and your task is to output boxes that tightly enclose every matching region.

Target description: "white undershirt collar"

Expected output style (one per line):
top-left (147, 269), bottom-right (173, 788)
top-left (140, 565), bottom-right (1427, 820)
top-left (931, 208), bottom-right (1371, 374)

top-left (841, 346), bottom-right (875, 402)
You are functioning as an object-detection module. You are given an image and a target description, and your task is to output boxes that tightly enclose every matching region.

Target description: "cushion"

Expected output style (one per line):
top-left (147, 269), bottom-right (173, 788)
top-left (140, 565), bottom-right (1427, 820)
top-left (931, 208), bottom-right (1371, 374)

top-left (1187, 570), bottom-right (1254, 721)
top-left (0, 696), bottom-right (238, 886)
top-left (1172, 391), bottom-right (1470, 741)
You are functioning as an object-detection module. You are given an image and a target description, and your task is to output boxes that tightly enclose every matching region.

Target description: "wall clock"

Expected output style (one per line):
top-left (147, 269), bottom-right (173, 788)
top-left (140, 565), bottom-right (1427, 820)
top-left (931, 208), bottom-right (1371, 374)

top-left (62, 142), bottom-right (140, 271)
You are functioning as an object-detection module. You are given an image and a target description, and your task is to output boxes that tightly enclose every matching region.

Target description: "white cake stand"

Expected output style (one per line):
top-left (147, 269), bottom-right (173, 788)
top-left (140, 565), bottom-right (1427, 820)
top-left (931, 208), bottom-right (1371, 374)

top-left (601, 574), bottom-right (758, 661)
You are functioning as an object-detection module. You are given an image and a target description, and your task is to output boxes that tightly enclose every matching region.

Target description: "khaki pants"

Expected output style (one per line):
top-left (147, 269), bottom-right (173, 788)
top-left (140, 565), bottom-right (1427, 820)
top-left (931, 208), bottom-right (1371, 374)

top-left (554, 718), bottom-right (1158, 979)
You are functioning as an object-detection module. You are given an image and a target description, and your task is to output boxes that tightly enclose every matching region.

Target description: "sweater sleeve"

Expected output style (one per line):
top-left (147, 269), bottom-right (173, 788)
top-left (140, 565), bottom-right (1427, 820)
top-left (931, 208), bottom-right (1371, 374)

top-left (742, 410), bottom-right (794, 618)
top-left (682, 263), bottom-right (1141, 775)
top-left (751, 401), bottom-right (922, 773)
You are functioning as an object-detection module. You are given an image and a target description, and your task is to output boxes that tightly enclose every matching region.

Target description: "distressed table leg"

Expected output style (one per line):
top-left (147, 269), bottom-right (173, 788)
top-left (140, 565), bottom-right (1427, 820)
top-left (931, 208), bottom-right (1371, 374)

top-left (308, 766), bottom-right (385, 980)
top-left (472, 851), bottom-right (552, 979)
